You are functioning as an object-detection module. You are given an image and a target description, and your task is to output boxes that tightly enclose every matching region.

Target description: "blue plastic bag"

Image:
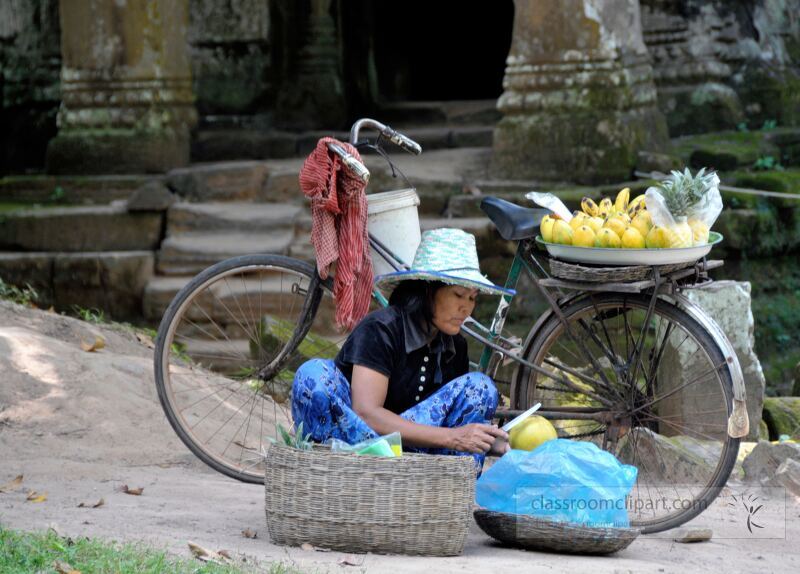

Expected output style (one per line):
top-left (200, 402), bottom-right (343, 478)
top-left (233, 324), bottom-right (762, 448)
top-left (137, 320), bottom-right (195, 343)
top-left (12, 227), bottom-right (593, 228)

top-left (476, 439), bottom-right (638, 527)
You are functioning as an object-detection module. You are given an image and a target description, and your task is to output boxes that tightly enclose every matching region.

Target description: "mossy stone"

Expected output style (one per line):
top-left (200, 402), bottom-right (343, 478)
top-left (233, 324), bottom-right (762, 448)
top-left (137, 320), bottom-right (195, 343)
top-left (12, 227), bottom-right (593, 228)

top-left (762, 397), bottom-right (800, 440)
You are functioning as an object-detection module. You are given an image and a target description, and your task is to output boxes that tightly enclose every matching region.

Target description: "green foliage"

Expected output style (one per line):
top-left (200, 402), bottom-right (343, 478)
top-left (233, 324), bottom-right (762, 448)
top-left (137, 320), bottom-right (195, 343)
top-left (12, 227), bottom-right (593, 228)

top-left (0, 527), bottom-right (306, 574)
top-left (0, 277), bottom-right (38, 306)
top-left (273, 421), bottom-right (313, 450)
top-left (169, 340), bottom-right (192, 363)
top-left (71, 305), bottom-right (106, 324)
top-left (49, 185), bottom-right (66, 203)
top-left (753, 155), bottom-right (784, 171)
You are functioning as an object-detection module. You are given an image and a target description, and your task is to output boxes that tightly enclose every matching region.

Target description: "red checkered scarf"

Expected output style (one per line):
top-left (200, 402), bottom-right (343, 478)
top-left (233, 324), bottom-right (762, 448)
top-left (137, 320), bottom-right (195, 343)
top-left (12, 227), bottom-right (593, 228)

top-left (299, 137), bottom-right (372, 331)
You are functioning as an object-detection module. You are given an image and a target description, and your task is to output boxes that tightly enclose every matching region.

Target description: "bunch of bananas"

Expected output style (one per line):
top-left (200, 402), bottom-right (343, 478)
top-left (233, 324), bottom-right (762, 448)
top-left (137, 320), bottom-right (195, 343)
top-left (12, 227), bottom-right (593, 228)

top-left (540, 188), bottom-right (676, 249)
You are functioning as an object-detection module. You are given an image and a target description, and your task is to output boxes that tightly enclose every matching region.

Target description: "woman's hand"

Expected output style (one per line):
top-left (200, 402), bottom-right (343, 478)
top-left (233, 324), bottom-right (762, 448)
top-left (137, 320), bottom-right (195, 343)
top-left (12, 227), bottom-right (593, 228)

top-left (447, 423), bottom-right (508, 454)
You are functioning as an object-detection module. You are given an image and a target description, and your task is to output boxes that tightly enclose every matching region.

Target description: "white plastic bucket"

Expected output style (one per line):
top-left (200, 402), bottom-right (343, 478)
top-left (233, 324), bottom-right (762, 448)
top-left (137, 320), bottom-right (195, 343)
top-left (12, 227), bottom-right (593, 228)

top-left (367, 188), bottom-right (421, 278)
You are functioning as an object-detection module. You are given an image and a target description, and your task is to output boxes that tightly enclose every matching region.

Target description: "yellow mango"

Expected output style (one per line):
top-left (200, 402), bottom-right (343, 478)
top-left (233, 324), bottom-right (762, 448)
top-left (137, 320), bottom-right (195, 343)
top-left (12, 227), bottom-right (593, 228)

top-left (572, 225), bottom-right (596, 247)
top-left (604, 216), bottom-right (628, 239)
top-left (631, 211), bottom-right (653, 238)
top-left (621, 227), bottom-right (646, 248)
top-left (569, 212), bottom-right (588, 230)
top-left (541, 215), bottom-right (556, 242)
top-left (595, 228), bottom-right (621, 248)
top-left (585, 216), bottom-right (604, 233)
top-left (552, 220), bottom-right (574, 245)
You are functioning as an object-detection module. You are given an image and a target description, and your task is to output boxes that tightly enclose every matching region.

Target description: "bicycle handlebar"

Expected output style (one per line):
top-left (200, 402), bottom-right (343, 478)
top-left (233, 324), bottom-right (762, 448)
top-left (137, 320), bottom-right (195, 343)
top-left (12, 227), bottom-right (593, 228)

top-left (326, 142), bottom-right (370, 183)
top-left (349, 118), bottom-right (422, 155)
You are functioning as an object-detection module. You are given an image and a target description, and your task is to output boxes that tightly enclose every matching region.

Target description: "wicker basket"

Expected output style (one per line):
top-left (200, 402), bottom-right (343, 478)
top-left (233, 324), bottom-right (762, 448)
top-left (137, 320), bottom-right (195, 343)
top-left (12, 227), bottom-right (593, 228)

top-left (473, 510), bottom-right (640, 555)
top-left (264, 443), bottom-right (476, 556)
top-left (549, 258), bottom-right (693, 283)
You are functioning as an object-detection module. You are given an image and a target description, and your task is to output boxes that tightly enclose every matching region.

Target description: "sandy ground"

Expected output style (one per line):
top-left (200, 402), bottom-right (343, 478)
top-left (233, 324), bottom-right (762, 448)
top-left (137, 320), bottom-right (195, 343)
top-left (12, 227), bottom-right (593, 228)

top-left (0, 300), bottom-right (797, 573)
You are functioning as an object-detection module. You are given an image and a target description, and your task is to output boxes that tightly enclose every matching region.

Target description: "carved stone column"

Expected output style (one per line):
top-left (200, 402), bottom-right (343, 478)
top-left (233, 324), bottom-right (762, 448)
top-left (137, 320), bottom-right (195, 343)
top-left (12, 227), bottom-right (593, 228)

top-left (275, 0), bottom-right (346, 130)
top-left (47, 0), bottom-right (197, 174)
top-left (491, 0), bottom-right (669, 184)
top-left (640, 0), bottom-right (744, 135)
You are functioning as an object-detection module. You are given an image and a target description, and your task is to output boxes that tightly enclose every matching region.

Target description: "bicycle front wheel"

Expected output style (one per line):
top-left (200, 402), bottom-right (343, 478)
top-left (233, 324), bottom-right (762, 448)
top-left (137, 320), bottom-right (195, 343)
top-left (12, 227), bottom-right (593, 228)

top-left (154, 254), bottom-right (347, 483)
top-left (512, 292), bottom-right (738, 533)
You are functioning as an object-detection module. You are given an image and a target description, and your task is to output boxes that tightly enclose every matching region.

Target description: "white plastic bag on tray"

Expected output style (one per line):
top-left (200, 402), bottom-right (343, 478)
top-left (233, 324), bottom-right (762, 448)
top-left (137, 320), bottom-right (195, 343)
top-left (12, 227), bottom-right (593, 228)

top-left (644, 170), bottom-right (723, 247)
top-left (525, 191), bottom-right (572, 222)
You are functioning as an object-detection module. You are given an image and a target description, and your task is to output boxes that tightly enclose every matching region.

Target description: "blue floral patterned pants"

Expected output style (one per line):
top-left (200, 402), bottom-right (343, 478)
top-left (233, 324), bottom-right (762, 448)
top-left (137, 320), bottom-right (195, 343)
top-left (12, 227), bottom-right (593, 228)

top-left (291, 359), bottom-right (499, 472)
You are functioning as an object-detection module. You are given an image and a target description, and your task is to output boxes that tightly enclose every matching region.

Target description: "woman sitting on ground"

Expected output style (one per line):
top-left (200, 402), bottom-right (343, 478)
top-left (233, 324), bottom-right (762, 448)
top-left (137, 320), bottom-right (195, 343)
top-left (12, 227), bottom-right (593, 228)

top-left (291, 228), bottom-right (511, 473)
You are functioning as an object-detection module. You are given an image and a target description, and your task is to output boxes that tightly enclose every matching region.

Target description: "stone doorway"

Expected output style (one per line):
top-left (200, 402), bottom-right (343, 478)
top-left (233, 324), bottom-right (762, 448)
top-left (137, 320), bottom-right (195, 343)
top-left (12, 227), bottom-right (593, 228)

top-left (340, 0), bottom-right (513, 112)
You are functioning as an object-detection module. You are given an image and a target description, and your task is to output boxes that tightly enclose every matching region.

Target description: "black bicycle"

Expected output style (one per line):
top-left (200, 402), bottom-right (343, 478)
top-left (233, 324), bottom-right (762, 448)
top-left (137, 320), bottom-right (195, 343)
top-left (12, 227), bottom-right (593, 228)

top-left (154, 118), bottom-right (748, 533)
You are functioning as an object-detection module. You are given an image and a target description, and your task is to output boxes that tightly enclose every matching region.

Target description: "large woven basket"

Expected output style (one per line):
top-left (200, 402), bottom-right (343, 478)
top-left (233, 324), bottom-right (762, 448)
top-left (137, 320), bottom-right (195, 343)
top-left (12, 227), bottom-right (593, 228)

top-left (264, 443), bottom-right (476, 556)
top-left (474, 509), bottom-right (640, 555)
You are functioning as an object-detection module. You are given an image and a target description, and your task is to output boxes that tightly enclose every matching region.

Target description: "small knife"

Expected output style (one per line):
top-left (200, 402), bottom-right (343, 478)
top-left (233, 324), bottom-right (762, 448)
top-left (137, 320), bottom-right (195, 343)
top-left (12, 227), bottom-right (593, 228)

top-left (501, 402), bottom-right (542, 433)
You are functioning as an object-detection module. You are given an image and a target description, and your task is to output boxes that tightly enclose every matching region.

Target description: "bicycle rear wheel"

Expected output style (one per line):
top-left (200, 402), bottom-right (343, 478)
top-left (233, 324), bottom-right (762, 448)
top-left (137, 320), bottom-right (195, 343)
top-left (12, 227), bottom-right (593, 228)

top-left (154, 254), bottom-right (349, 483)
top-left (512, 292), bottom-right (738, 533)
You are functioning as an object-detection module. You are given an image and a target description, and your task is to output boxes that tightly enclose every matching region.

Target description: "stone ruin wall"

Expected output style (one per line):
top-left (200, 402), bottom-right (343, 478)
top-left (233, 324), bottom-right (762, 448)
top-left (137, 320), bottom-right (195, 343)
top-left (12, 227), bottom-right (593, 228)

top-left (1, 0), bottom-right (799, 173)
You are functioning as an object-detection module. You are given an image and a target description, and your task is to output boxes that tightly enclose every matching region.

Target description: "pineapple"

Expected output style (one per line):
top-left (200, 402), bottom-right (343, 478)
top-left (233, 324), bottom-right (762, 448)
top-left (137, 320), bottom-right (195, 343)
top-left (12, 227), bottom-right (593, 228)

top-left (651, 168), bottom-right (717, 248)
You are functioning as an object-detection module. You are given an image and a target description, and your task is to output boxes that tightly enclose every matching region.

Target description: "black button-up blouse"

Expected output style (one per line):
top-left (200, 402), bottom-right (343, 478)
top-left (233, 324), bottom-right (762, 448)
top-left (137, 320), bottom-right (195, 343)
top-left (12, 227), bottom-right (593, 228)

top-left (334, 305), bottom-right (470, 414)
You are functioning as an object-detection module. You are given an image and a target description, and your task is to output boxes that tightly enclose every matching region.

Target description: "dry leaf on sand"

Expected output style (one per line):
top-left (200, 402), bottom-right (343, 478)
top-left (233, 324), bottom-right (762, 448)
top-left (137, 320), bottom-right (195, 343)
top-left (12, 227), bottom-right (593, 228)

top-left (0, 475), bottom-right (23, 493)
top-left (80, 336), bottom-right (106, 352)
top-left (77, 498), bottom-right (104, 508)
top-left (118, 484), bottom-right (144, 496)
top-left (188, 541), bottom-right (229, 564)
top-left (26, 490), bottom-right (47, 503)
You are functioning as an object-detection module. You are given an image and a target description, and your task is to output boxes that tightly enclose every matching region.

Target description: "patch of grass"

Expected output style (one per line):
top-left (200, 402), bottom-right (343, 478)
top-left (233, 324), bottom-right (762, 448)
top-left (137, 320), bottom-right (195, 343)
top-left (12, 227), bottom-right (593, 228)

top-left (0, 277), bottom-right (38, 306)
top-left (0, 527), bottom-right (307, 574)
top-left (71, 305), bottom-right (106, 324)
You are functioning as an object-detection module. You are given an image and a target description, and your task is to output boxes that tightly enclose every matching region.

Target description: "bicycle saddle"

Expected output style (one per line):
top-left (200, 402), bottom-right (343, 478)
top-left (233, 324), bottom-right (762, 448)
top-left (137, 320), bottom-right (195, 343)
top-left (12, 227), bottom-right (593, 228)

top-left (480, 196), bottom-right (548, 241)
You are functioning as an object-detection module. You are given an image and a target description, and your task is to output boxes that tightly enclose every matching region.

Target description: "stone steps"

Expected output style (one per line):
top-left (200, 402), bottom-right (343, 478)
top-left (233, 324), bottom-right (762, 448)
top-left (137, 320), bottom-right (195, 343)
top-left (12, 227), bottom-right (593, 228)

top-left (157, 230), bottom-right (295, 275)
top-left (192, 125), bottom-right (495, 162)
top-left (375, 99), bottom-right (501, 126)
top-left (166, 202), bottom-right (302, 234)
top-left (0, 203), bottom-right (164, 252)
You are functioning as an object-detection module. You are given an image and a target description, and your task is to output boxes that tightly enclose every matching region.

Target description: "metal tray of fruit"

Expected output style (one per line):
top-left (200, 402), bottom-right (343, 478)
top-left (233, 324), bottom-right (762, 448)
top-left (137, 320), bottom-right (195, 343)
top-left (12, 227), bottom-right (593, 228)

top-left (536, 232), bottom-right (723, 266)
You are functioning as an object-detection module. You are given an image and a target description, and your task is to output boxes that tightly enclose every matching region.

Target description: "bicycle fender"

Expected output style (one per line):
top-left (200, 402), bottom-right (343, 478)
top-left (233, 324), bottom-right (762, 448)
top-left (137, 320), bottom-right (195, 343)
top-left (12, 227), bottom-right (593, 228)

top-left (667, 293), bottom-right (749, 439)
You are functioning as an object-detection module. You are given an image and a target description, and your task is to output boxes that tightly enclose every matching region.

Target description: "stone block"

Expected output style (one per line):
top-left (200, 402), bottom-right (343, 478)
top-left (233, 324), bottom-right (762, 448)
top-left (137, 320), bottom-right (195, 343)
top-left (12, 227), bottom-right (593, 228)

top-left (0, 174), bottom-right (158, 203)
top-left (166, 161), bottom-right (269, 201)
top-left (0, 205), bottom-right (163, 252)
top-left (762, 397), bottom-right (800, 440)
top-left (46, 129), bottom-right (192, 175)
top-left (52, 251), bottom-right (155, 320)
top-left (191, 130), bottom-right (297, 162)
top-left (775, 458), bottom-right (800, 498)
top-left (742, 440), bottom-right (800, 484)
top-left (0, 253), bottom-right (55, 306)
top-left (636, 151), bottom-right (682, 174)
top-left (262, 164), bottom-right (305, 203)
top-left (127, 181), bottom-right (176, 212)
top-left (659, 281), bottom-right (765, 440)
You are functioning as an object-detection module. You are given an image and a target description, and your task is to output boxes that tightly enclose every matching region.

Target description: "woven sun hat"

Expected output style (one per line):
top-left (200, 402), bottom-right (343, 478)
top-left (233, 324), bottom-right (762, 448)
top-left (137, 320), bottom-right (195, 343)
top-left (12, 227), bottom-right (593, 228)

top-left (374, 228), bottom-right (515, 297)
